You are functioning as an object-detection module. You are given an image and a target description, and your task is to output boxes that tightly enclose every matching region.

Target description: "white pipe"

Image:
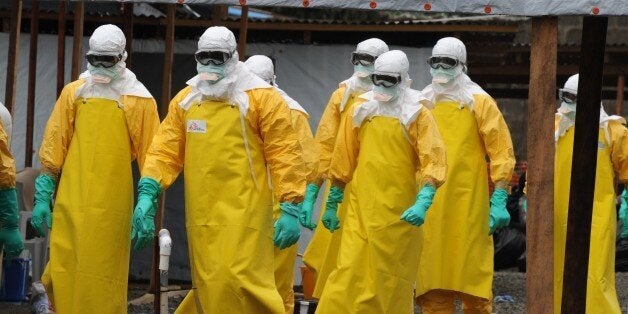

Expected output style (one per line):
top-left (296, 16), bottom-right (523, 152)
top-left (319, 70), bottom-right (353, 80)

top-left (158, 229), bottom-right (172, 314)
top-left (158, 229), bottom-right (172, 271)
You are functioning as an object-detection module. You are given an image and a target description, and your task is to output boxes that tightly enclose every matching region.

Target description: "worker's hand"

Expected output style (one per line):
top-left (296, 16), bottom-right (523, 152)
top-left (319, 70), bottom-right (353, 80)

top-left (620, 189), bottom-right (628, 239)
top-left (131, 196), bottom-right (156, 251)
top-left (131, 178), bottom-right (161, 251)
top-left (322, 186), bottom-right (343, 232)
top-left (489, 188), bottom-right (510, 235)
top-left (299, 184), bottom-right (320, 230)
top-left (0, 187), bottom-right (23, 259)
top-left (274, 202), bottom-right (301, 249)
top-left (31, 174), bottom-right (56, 237)
top-left (0, 227), bottom-right (24, 260)
top-left (401, 184), bottom-right (436, 227)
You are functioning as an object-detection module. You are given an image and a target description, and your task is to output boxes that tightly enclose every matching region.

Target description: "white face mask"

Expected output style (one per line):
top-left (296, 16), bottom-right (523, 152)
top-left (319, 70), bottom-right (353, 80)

top-left (373, 85), bottom-right (398, 102)
top-left (558, 101), bottom-right (576, 114)
top-left (430, 67), bottom-right (457, 84)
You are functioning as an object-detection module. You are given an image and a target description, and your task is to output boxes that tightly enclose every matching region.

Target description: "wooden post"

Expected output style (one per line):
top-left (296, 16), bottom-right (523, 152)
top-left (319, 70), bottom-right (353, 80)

top-left (561, 16), bottom-right (608, 314)
top-left (56, 0), bottom-right (66, 97)
top-left (25, 0), bottom-right (39, 167)
top-left (211, 5), bottom-right (227, 25)
top-left (71, 1), bottom-right (84, 81)
top-left (123, 2), bottom-right (134, 68)
top-left (616, 74), bottom-right (624, 115)
top-left (238, 6), bottom-right (249, 61)
top-left (160, 4), bottom-right (175, 118)
top-left (4, 0), bottom-right (22, 114)
top-left (149, 3), bottom-right (175, 302)
top-left (526, 16), bottom-right (557, 313)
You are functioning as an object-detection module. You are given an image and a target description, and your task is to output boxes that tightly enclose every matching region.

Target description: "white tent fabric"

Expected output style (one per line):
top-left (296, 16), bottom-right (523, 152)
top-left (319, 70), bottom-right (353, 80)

top-left (73, 0), bottom-right (628, 16)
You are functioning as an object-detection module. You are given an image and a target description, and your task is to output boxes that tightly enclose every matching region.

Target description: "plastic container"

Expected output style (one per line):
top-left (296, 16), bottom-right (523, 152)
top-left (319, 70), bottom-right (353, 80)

top-left (0, 258), bottom-right (31, 301)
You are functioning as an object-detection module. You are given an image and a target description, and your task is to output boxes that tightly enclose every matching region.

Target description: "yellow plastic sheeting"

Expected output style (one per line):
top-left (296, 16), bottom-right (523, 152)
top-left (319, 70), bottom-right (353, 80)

top-left (553, 122), bottom-right (627, 314)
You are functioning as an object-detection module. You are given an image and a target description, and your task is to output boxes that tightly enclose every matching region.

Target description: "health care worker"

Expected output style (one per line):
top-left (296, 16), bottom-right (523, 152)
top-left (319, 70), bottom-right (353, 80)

top-left (244, 54), bottom-right (318, 314)
top-left (301, 38), bottom-right (388, 298)
top-left (0, 103), bottom-right (21, 262)
top-left (416, 37), bottom-right (516, 313)
top-left (316, 50), bottom-right (447, 313)
top-left (554, 74), bottom-right (628, 314)
top-left (31, 24), bottom-right (160, 313)
top-left (131, 27), bottom-right (307, 313)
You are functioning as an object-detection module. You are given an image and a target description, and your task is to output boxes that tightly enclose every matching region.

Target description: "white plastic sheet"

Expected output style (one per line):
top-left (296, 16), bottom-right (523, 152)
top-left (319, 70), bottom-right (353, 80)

top-left (72, 0), bottom-right (628, 16)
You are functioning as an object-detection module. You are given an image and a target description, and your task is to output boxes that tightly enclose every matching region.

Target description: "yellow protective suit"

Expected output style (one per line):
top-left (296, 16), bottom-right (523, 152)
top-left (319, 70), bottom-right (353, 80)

top-left (145, 86), bottom-right (306, 314)
top-left (302, 86), bottom-right (359, 298)
top-left (416, 96), bottom-right (515, 312)
top-left (39, 80), bottom-right (159, 313)
top-left (554, 118), bottom-right (628, 314)
top-left (0, 121), bottom-right (14, 189)
top-left (316, 106), bottom-right (447, 313)
top-left (0, 119), bottom-right (15, 278)
top-left (273, 108), bottom-right (317, 314)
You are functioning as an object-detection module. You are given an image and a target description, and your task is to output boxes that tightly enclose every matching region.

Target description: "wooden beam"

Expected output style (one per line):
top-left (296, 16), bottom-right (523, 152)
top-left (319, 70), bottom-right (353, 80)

top-left (616, 74), bottom-right (624, 115)
top-left (25, 0), bottom-right (38, 167)
top-left (561, 16), bottom-right (608, 314)
top-left (56, 0), bottom-right (66, 97)
top-left (160, 4), bottom-right (175, 118)
top-left (4, 0), bottom-right (22, 114)
top-left (303, 30), bottom-right (312, 44)
top-left (71, 2), bottom-right (84, 81)
top-left (123, 2), bottom-right (134, 68)
top-left (526, 16), bottom-right (557, 314)
top-left (238, 6), bottom-right (249, 61)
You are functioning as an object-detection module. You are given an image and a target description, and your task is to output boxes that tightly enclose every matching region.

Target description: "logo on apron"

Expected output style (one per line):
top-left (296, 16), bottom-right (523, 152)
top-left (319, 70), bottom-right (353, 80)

top-left (187, 120), bottom-right (207, 133)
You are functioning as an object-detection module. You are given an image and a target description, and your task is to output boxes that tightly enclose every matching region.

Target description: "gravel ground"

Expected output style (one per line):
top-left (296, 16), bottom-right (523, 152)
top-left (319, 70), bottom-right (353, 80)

top-left (2, 272), bottom-right (628, 313)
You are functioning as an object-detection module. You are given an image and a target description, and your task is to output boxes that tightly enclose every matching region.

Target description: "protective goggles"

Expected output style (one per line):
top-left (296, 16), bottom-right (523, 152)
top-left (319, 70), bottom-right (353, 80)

top-left (371, 73), bottom-right (402, 88)
top-left (559, 89), bottom-right (577, 104)
top-left (427, 56), bottom-right (460, 70)
top-left (195, 50), bottom-right (233, 66)
top-left (86, 54), bottom-right (122, 68)
top-left (351, 52), bottom-right (377, 66)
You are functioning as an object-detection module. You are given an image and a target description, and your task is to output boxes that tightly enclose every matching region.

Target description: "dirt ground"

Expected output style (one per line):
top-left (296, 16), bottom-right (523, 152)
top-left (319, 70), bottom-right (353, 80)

top-left (1, 271), bottom-right (628, 313)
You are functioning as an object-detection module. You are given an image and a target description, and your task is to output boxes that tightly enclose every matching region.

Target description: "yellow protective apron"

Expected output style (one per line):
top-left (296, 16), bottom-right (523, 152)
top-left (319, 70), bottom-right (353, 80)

top-left (417, 101), bottom-right (493, 300)
top-left (554, 126), bottom-right (621, 314)
top-left (316, 117), bottom-right (420, 314)
top-left (174, 100), bottom-right (284, 314)
top-left (302, 94), bottom-right (357, 299)
top-left (273, 204), bottom-right (298, 314)
top-left (44, 98), bottom-right (133, 313)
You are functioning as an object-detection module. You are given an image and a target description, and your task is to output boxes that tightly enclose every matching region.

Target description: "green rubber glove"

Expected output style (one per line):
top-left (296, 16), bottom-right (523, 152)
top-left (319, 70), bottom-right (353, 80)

top-left (489, 187), bottom-right (511, 235)
top-left (274, 202), bottom-right (301, 249)
top-left (299, 183), bottom-right (319, 230)
top-left (0, 187), bottom-right (23, 259)
top-left (620, 189), bottom-right (628, 239)
top-left (31, 174), bottom-right (56, 237)
top-left (401, 184), bottom-right (436, 227)
top-left (131, 177), bottom-right (161, 251)
top-left (322, 185), bottom-right (343, 233)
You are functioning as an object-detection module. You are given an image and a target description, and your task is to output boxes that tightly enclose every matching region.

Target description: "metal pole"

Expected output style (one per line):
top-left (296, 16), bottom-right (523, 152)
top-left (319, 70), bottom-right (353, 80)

top-left (4, 0), bottom-right (22, 114)
top-left (26, 0), bottom-right (39, 167)
top-left (616, 74), bottom-right (624, 115)
top-left (71, 1), bottom-right (84, 81)
top-left (56, 0), bottom-right (66, 97)
top-left (123, 2), bottom-right (134, 68)
top-left (561, 16), bottom-right (608, 314)
top-left (237, 6), bottom-right (248, 61)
